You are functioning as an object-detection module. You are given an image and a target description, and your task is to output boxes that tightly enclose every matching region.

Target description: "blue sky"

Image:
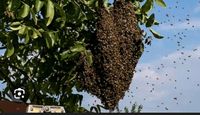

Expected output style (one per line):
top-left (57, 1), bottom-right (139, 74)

top-left (78, 0), bottom-right (200, 112)
top-left (1, 0), bottom-right (200, 113)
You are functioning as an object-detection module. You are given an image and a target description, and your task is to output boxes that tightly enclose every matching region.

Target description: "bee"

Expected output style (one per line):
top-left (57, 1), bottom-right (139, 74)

top-left (77, 0), bottom-right (144, 110)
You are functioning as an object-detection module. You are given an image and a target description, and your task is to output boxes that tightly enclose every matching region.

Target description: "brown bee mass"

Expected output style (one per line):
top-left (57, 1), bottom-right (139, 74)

top-left (77, 0), bottom-right (144, 110)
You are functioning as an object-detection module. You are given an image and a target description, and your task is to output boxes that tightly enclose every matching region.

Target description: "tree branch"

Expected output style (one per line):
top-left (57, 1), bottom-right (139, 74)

top-left (0, 70), bottom-right (15, 88)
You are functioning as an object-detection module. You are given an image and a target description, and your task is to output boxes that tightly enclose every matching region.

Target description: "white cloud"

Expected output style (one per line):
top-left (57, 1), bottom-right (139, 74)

top-left (77, 45), bottom-right (200, 112)
top-left (162, 46), bottom-right (200, 60)
top-left (119, 46), bottom-right (200, 112)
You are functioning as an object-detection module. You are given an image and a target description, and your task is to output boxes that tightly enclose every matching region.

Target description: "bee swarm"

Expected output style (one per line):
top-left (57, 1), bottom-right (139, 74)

top-left (77, 0), bottom-right (144, 110)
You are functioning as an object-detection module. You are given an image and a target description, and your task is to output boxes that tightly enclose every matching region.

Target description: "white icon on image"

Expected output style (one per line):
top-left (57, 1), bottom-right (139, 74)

top-left (14, 88), bottom-right (25, 99)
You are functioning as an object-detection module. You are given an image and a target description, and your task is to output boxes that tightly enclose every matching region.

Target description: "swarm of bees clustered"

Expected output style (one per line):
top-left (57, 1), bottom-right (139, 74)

top-left (77, 0), bottom-right (144, 110)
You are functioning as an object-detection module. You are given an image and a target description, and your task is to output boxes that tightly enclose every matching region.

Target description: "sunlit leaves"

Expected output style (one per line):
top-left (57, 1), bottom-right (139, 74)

top-left (133, 1), bottom-right (141, 12)
top-left (35, 0), bottom-right (44, 12)
top-left (25, 31), bottom-right (30, 44)
top-left (44, 31), bottom-right (56, 48)
top-left (60, 42), bottom-right (86, 60)
top-left (18, 2), bottom-right (30, 19)
top-left (45, 0), bottom-right (55, 26)
top-left (85, 50), bottom-right (93, 65)
top-left (84, 0), bottom-right (98, 11)
top-left (60, 50), bottom-right (74, 61)
top-left (10, 21), bottom-right (42, 40)
top-left (10, 25), bottom-right (22, 34)
top-left (133, 0), bottom-right (166, 39)
top-left (141, 0), bottom-right (166, 13)
top-left (54, 3), bottom-right (66, 28)
top-left (155, 0), bottom-right (166, 8)
top-left (30, 8), bottom-right (38, 25)
top-left (10, 21), bottom-right (22, 30)
top-left (141, 0), bottom-right (153, 13)
top-left (18, 25), bottom-right (27, 35)
top-left (31, 27), bottom-right (42, 39)
top-left (84, 0), bottom-right (109, 10)
top-left (5, 38), bottom-right (14, 57)
top-left (149, 28), bottom-right (164, 39)
top-left (70, 43), bottom-right (86, 52)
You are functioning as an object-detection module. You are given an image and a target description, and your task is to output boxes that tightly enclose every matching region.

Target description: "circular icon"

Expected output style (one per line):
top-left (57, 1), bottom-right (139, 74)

top-left (14, 88), bottom-right (25, 99)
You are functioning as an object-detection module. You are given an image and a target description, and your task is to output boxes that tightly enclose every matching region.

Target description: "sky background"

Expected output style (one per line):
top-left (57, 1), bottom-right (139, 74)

top-left (77, 0), bottom-right (200, 112)
top-left (1, 0), bottom-right (200, 113)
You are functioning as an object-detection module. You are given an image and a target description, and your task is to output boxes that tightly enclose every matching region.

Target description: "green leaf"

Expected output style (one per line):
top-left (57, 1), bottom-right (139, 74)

top-left (154, 20), bottom-right (159, 25)
top-left (141, 14), bottom-right (146, 24)
top-left (85, 50), bottom-right (93, 65)
top-left (32, 29), bottom-right (38, 39)
top-left (5, 39), bottom-right (14, 57)
top-left (18, 3), bottom-right (30, 19)
top-left (10, 21), bottom-right (21, 26)
top-left (103, 0), bottom-right (109, 9)
top-left (30, 8), bottom-right (38, 25)
top-left (35, 0), bottom-right (44, 12)
top-left (31, 28), bottom-right (42, 39)
top-left (25, 31), bottom-right (30, 44)
top-left (70, 44), bottom-right (85, 52)
top-left (60, 43), bottom-right (86, 60)
top-left (133, 1), bottom-right (140, 9)
top-left (18, 25), bottom-right (27, 35)
top-left (78, 11), bottom-right (87, 22)
top-left (146, 13), bottom-right (155, 27)
top-left (84, 0), bottom-right (98, 10)
top-left (149, 28), bottom-right (164, 39)
top-left (155, 0), bottom-right (166, 8)
top-left (60, 50), bottom-right (70, 60)
top-left (44, 31), bottom-right (55, 48)
top-left (141, 0), bottom-right (153, 13)
top-left (54, 3), bottom-right (66, 28)
top-left (10, 25), bottom-right (22, 31)
top-left (10, 21), bottom-right (22, 30)
top-left (53, 31), bottom-right (59, 44)
top-left (45, 0), bottom-right (55, 26)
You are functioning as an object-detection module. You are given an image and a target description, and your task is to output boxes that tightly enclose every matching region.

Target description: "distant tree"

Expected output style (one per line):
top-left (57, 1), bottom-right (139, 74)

top-left (89, 102), bottom-right (143, 113)
top-left (124, 103), bottom-right (143, 113)
top-left (0, 0), bottom-right (166, 112)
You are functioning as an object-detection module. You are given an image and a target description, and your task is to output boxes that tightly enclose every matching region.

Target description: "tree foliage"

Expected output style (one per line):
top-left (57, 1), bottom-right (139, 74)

top-left (123, 103), bottom-right (143, 113)
top-left (0, 0), bottom-right (166, 112)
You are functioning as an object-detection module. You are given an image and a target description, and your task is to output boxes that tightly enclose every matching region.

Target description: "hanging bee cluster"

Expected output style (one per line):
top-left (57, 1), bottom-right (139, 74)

top-left (77, 0), bottom-right (144, 110)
